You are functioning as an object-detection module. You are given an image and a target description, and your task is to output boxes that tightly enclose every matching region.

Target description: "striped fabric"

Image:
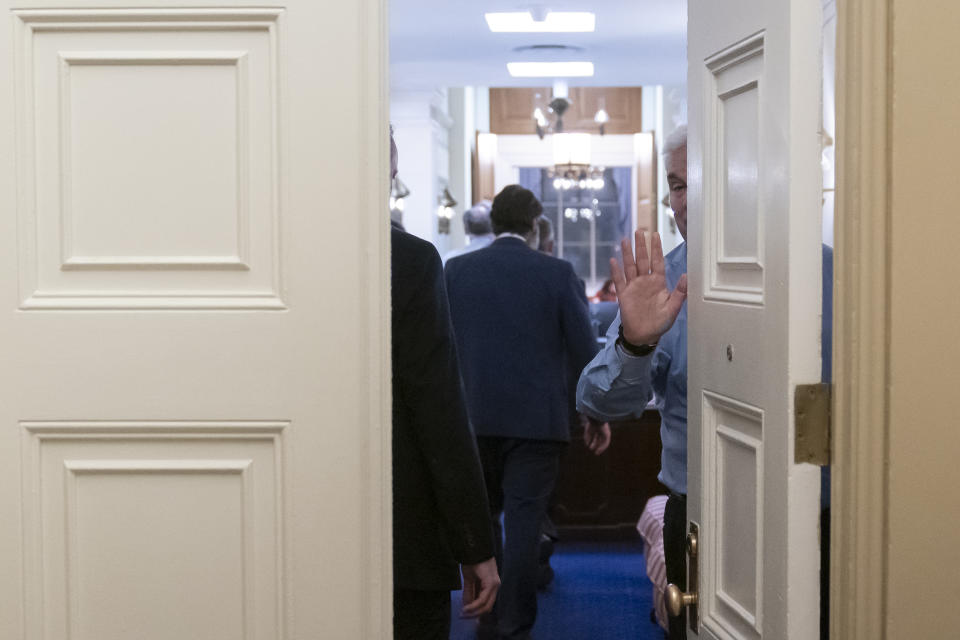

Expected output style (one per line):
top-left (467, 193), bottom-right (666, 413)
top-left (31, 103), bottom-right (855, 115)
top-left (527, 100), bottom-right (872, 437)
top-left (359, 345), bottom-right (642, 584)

top-left (637, 494), bottom-right (669, 631)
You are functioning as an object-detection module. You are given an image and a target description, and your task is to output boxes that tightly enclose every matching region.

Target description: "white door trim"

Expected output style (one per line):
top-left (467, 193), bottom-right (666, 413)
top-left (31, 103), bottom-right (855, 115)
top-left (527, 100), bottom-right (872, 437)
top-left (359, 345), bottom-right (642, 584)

top-left (833, 0), bottom-right (891, 637)
top-left (359, 0), bottom-right (392, 635)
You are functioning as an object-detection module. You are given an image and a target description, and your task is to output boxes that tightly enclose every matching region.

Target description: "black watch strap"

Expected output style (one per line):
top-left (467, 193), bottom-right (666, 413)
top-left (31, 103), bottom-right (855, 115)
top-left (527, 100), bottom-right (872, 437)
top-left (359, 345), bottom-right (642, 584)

top-left (616, 324), bottom-right (657, 357)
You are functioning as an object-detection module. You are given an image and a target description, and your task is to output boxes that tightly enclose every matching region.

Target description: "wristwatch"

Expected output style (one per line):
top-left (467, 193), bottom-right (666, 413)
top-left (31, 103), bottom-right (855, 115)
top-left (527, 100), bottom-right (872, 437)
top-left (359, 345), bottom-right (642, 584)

top-left (616, 324), bottom-right (657, 357)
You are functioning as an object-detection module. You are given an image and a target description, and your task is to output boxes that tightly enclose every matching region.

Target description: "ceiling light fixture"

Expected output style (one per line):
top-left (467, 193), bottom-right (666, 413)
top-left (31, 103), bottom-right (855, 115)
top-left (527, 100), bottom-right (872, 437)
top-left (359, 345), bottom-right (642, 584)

top-left (507, 62), bottom-right (594, 78)
top-left (485, 11), bottom-right (596, 33)
top-left (533, 88), bottom-right (607, 140)
top-left (550, 133), bottom-right (605, 192)
top-left (534, 90), bottom-right (607, 193)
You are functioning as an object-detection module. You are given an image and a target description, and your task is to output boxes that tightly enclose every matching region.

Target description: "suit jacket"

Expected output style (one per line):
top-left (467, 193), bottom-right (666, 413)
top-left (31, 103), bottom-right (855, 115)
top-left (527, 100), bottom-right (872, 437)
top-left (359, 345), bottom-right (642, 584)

top-left (391, 227), bottom-right (495, 591)
top-left (444, 237), bottom-right (599, 442)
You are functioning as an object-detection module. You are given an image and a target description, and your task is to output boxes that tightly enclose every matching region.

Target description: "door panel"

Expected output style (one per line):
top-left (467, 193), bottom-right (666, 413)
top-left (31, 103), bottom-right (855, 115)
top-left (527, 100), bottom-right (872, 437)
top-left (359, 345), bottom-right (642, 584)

top-left (0, 3), bottom-right (389, 639)
top-left (14, 9), bottom-right (283, 309)
top-left (22, 422), bottom-right (286, 640)
top-left (688, 0), bottom-right (822, 638)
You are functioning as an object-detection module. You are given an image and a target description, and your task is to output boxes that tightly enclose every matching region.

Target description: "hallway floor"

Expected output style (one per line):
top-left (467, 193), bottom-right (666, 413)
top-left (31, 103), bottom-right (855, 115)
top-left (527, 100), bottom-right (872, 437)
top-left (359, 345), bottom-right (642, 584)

top-left (451, 540), bottom-right (663, 640)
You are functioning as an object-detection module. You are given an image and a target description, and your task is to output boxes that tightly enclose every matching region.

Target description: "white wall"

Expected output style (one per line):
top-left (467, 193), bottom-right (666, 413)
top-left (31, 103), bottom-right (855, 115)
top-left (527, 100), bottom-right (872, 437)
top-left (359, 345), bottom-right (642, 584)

top-left (443, 87), bottom-right (493, 255)
top-left (445, 87), bottom-right (494, 253)
top-left (390, 89), bottom-right (452, 248)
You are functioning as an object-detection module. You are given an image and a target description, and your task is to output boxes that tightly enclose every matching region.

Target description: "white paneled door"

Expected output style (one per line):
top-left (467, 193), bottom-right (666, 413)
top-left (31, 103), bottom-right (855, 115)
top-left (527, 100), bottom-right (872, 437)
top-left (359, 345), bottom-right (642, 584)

top-left (686, 0), bottom-right (823, 639)
top-left (0, 2), bottom-right (390, 639)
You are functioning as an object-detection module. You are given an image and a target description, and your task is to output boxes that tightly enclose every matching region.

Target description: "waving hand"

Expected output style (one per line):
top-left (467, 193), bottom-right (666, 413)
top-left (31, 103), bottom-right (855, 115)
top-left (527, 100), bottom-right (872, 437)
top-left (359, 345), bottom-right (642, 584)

top-left (609, 231), bottom-right (687, 346)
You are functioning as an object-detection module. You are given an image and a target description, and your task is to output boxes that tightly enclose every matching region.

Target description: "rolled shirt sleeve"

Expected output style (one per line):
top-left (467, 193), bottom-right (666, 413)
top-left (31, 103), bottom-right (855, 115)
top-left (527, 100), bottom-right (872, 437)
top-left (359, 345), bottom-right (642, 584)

top-left (576, 310), bottom-right (656, 422)
top-left (576, 242), bottom-right (688, 495)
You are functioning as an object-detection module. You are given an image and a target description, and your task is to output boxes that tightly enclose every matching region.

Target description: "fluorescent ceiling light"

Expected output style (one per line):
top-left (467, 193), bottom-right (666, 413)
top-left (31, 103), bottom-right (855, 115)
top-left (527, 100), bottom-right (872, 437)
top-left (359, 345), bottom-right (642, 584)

top-left (485, 11), bottom-right (595, 33)
top-left (507, 62), bottom-right (595, 78)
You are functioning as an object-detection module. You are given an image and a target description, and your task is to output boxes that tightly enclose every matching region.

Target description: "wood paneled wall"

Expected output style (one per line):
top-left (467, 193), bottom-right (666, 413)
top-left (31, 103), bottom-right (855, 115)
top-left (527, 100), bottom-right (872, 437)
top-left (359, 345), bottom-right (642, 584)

top-left (489, 87), bottom-right (644, 135)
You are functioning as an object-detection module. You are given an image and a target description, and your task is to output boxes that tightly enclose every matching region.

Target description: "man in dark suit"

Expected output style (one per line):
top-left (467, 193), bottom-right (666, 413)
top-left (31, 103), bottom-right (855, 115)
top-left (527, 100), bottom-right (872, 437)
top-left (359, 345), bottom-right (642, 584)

top-left (444, 185), bottom-right (600, 640)
top-left (390, 130), bottom-right (500, 639)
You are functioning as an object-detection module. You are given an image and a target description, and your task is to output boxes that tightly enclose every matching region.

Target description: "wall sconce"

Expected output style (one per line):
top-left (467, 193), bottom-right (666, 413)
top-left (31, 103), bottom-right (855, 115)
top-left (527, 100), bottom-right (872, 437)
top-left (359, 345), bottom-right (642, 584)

top-left (594, 104), bottom-right (610, 136)
top-left (390, 176), bottom-right (410, 214)
top-left (437, 187), bottom-right (456, 234)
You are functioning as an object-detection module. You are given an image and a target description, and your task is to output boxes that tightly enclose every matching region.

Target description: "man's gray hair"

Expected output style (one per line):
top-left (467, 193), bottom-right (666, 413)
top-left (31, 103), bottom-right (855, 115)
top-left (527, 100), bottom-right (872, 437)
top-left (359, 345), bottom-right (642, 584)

top-left (662, 125), bottom-right (687, 162)
top-left (463, 200), bottom-right (493, 236)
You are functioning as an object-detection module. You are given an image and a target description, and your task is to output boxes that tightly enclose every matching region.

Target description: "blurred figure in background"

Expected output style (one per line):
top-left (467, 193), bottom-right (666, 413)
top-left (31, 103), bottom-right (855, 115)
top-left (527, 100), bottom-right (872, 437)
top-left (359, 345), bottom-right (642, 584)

top-left (443, 200), bottom-right (495, 265)
top-left (592, 279), bottom-right (618, 303)
top-left (529, 215), bottom-right (555, 255)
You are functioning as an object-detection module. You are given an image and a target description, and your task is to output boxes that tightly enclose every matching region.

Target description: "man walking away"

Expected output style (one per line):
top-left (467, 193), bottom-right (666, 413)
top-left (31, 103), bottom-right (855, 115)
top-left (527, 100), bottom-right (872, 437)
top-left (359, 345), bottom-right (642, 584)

top-left (445, 185), bottom-right (601, 640)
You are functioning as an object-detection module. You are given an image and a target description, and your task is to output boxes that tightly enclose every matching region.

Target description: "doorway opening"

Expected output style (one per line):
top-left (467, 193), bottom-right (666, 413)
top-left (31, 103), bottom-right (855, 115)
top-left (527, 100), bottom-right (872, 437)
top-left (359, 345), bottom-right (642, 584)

top-left (388, 1), bottom-right (836, 638)
top-left (390, 3), bottom-right (688, 636)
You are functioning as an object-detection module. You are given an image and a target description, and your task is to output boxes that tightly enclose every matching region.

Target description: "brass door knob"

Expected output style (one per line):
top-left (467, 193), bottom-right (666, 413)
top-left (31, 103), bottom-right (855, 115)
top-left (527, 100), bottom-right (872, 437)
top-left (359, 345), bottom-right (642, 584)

top-left (666, 525), bottom-right (700, 633)
top-left (665, 583), bottom-right (698, 617)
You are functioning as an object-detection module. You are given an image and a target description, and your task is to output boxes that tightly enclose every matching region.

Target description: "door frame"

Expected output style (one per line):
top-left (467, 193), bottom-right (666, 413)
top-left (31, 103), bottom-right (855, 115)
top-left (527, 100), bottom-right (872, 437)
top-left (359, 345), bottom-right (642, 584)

top-left (361, 0), bottom-right (393, 635)
top-left (832, 0), bottom-right (890, 637)
top-left (375, 0), bottom-right (895, 635)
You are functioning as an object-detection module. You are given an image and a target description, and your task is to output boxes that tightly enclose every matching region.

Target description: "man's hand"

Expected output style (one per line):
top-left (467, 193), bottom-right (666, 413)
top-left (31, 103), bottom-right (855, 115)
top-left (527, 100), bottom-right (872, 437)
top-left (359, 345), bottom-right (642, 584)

top-left (609, 231), bottom-right (687, 346)
top-left (580, 415), bottom-right (611, 455)
top-left (460, 557), bottom-right (500, 618)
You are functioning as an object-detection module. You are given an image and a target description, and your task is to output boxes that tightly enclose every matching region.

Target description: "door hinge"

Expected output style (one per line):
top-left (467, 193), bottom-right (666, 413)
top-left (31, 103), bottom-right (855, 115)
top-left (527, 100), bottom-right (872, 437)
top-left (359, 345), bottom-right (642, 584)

top-left (795, 383), bottom-right (831, 465)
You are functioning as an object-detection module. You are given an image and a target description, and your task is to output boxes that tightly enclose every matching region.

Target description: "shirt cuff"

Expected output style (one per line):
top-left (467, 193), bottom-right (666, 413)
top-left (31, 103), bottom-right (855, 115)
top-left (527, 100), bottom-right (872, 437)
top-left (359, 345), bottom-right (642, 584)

top-left (614, 341), bottom-right (655, 381)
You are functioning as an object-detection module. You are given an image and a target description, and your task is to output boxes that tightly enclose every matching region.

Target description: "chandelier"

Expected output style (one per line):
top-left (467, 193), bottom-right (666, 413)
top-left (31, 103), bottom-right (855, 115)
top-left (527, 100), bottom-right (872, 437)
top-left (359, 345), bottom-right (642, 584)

top-left (564, 198), bottom-right (600, 222)
top-left (549, 132), bottom-right (605, 191)
top-left (534, 94), bottom-right (607, 192)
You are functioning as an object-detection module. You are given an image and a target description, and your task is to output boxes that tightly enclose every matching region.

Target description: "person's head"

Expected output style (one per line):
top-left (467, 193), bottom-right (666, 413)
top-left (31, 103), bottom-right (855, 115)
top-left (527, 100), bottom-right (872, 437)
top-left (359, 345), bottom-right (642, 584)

top-left (663, 125), bottom-right (687, 240)
top-left (389, 125), bottom-right (399, 180)
top-left (388, 125), bottom-right (405, 228)
top-left (491, 185), bottom-right (543, 236)
top-left (535, 215), bottom-right (554, 254)
top-left (463, 201), bottom-right (493, 237)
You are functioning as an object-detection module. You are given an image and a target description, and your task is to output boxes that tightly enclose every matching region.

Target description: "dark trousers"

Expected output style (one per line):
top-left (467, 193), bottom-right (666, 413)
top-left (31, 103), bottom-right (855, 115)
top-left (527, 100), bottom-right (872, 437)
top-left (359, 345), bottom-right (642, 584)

top-left (476, 437), bottom-right (565, 640)
top-left (664, 493), bottom-right (688, 640)
top-left (394, 588), bottom-right (451, 640)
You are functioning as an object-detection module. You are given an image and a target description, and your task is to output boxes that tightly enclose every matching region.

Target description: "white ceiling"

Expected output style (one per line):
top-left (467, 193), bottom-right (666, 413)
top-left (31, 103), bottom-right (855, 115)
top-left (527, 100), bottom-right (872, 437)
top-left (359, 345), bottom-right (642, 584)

top-left (390, 0), bottom-right (687, 90)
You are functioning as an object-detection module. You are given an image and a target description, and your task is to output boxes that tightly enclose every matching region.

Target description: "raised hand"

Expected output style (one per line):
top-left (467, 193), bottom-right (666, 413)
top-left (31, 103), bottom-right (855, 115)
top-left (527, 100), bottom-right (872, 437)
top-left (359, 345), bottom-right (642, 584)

top-left (609, 231), bottom-right (687, 346)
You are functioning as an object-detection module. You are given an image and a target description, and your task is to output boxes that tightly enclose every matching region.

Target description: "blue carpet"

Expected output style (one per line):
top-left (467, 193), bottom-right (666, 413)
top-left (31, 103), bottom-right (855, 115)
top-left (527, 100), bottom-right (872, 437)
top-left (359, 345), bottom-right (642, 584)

top-left (450, 541), bottom-right (664, 640)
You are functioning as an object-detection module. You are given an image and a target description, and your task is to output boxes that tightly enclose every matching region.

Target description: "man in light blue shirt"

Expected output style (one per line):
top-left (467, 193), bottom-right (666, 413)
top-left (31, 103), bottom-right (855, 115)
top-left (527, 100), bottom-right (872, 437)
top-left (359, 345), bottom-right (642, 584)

top-left (576, 126), bottom-right (690, 640)
top-left (577, 242), bottom-right (688, 492)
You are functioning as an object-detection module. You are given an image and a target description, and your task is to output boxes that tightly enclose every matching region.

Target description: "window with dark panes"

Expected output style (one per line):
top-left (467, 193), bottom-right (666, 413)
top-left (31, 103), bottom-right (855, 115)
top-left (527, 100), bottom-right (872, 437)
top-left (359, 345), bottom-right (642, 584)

top-left (519, 166), bottom-right (632, 293)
